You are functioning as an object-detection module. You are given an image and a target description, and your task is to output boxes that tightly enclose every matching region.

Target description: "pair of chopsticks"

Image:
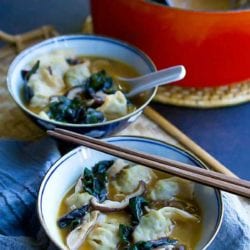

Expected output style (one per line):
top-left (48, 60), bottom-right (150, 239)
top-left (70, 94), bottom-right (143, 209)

top-left (144, 107), bottom-right (237, 178)
top-left (48, 128), bottom-right (250, 199)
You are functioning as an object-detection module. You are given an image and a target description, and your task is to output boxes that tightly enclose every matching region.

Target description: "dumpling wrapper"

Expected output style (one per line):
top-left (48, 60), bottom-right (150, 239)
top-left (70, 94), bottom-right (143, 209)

top-left (33, 50), bottom-right (71, 77)
top-left (66, 211), bottom-right (99, 250)
top-left (28, 71), bottom-right (65, 107)
top-left (112, 164), bottom-right (155, 194)
top-left (97, 91), bottom-right (127, 120)
top-left (64, 63), bottom-right (91, 88)
top-left (87, 221), bottom-right (120, 250)
top-left (87, 212), bottom-right (129, 250)
top-left (27, 51), bottom-right (71, 107)
top-left (133, 207), bottom-right (199, 242)
top-left (148, 177), bottom-right (194, 201)
top-left (107, 158), bottom-right (129, 178)
top-left (65, 192), bottom-right (92, 210)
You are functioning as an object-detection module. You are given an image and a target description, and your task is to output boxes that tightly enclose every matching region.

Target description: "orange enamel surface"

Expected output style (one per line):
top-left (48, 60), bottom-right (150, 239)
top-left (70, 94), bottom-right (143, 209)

top-left (91, 0), bottom-right (250, 87)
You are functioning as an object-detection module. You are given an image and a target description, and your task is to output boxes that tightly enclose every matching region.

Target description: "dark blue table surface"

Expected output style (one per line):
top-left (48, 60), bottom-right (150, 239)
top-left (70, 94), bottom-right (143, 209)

top-left (150, 103), bottom-right (250, 180)
top-left (0, 0), bottom-right (90, 35)
top-left (1, 0), bottom-right (249, 180)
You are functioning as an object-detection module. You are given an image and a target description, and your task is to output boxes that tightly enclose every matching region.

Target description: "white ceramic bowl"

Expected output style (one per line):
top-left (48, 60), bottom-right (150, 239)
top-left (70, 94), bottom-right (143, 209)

top-left (38, 136), bottom-right (223, 250)
top-left (7, 35), bottom-right (157, 138)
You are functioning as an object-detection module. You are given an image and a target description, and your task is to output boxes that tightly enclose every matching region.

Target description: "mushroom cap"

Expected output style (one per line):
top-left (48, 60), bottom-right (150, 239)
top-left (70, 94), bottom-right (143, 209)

top-left (66, 210), bottom-right (100, 250)
top-left (91, 181), bottom-right (146, 212)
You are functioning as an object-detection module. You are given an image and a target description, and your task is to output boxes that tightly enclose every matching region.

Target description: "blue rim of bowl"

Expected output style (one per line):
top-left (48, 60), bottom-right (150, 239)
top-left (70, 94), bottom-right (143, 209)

top-left (7, 34), bottom-right (158, 128)
top-left (37, 135), bottom-right (223, 250)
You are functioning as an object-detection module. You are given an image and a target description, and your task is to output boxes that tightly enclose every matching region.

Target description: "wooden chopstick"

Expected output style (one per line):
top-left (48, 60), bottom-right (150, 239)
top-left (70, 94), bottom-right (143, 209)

top-left (144, 106), bottom-right (237, 177)
top-left (53, 128), bottom-right (249, 189)
top-left (47, 128), bottom-right (250, 198)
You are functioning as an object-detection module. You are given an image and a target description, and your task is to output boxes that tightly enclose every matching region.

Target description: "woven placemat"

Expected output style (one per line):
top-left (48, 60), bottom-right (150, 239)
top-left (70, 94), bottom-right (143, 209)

top-left (0, 26), bottom-right (59, 140)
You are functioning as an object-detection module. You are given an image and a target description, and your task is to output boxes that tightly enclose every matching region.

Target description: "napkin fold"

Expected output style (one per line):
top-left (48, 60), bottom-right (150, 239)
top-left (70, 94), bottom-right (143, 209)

top-left (0, 138), bottom-right (249, 250)
top-left (0, 138), bottom-right (59, 250)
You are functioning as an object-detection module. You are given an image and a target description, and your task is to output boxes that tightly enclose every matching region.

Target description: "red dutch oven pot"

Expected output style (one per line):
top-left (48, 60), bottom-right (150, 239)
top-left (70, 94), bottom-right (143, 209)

top-left (91, 0), bottom-right (250, 88)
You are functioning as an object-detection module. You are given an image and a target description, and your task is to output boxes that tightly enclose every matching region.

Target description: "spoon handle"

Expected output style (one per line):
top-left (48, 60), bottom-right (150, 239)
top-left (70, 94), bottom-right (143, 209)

top-left (127, 65), bottom-right (186, 97)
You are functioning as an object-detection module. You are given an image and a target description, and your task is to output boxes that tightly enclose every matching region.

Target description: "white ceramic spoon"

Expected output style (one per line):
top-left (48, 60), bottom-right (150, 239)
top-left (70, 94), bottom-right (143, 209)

top-left (118, 65), bottom-right (186, 97)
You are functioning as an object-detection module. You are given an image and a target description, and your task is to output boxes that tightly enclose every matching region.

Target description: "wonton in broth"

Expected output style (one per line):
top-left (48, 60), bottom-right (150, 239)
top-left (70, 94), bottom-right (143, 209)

top-left (21, 51), bottom-right (141, 124)
top-left (57, 159), bottom-right (202, 250)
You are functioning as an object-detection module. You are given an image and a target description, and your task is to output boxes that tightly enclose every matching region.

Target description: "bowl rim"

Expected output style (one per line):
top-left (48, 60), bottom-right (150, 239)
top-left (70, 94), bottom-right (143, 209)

top-left (37, 135), bottom-right (224, 250)
top-left (7, 34), bottom-right (158, 128)
top-left (147, 0), bottom-right (250, 14)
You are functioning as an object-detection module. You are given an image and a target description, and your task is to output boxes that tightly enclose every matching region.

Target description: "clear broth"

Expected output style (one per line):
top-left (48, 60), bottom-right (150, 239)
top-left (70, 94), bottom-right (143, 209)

top-left (58, 168), bottom-right (203, 250)
top-left (26, 56), bottom-right (147, 120)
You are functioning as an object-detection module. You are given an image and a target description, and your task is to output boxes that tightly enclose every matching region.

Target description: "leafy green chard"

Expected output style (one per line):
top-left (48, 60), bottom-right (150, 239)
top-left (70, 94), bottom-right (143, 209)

top-left (57, 205), bottom-right (89, 230)
top-left (21, 60), bottom-right (40, 82)
top-left (128, 196), bottom-right (148, 226)
top-left (118, 224), bottom-right (179, 250)
top-left (21, 60), bottom-right (40, 102)
top-left (44, 70), bottom-right (119, 124)
top-left (119, 224), bottom-right (134, 247)
top-left (23, 61), bottom-right (131, 124)
top-left (46, 96), bottom-right (104, 124)
top-left (82, 160), bottom-right (114, 202)
top-left (85, 70), bottom-right (116, 96)
top-left (128, 238), bottom-right (178, 250)
top-left (118, 197), bottom-right (181, 249)
top-left (85, 108), bottom-right (104, 124)
top-left (47, 96), bottom-right (86, 123)
top-left (66, 57), bottom-right (85, 65)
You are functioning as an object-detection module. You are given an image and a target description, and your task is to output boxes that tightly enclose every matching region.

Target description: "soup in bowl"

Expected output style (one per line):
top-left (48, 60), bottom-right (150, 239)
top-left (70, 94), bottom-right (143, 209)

top-left (7, 35), bottom-right (157, 137)
top-left (37, 136), bottom-right (223, 250)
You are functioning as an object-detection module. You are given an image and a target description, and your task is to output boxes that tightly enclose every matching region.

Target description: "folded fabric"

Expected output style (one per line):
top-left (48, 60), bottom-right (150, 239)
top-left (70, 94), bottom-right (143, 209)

top-left (0, 138), bottom-right (59, 250)
top-left (209, 192), bottom-right (250, 250)
top-left (0, 138), bottom-right (249, 249)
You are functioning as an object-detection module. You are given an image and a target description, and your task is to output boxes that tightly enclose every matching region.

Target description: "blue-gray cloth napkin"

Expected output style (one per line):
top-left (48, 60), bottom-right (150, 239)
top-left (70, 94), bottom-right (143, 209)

top-left (0, 138), bottom-right (249, 250)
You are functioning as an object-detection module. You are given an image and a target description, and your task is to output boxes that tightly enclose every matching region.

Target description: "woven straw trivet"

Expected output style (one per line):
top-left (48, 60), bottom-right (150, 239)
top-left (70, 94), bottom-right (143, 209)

top-left (155, 83), bottom-right (250, 108)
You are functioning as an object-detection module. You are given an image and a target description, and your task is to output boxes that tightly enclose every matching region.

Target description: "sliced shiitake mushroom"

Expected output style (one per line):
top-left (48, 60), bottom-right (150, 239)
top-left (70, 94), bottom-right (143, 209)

top-left (66, 210), bottom-right (100, 250)
top-left (91, 181), bottom-right (146, 212)
top-left (66, 86), bottom-right (85, 100)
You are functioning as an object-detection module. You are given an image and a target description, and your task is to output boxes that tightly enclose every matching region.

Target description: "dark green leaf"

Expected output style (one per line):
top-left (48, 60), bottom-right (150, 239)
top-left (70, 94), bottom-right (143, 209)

top-left (85, 70), bottom-right (116, 95)
top-left (66, 58), bottom-right (85, 65)
top-left (57, 205), bottom-right (89, 229)
top-left (128, 196), bottom-right (148, 226)
top-left (22, 60), bottom-right (40, 102)
top-left (23, 85), bottom-right (34, 102)
top-left (128, 237), bottom-right (179, 250)
top-left (93, 160), bottom-right (114, 174)
top-left (82, 160), bottom-right (114, 202)
top-left (21, 60), bottom-right (40, 82)
top-left (103, 76), bottom-right (116, 94)
top-left (119, 224), bottom-right (133, 245)
top-left (85, 108), bottom-right (105, 124)
top-left (47, 95), bottom-right (106, 124)
top-left (47, 96), bottom-right (86, 123)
